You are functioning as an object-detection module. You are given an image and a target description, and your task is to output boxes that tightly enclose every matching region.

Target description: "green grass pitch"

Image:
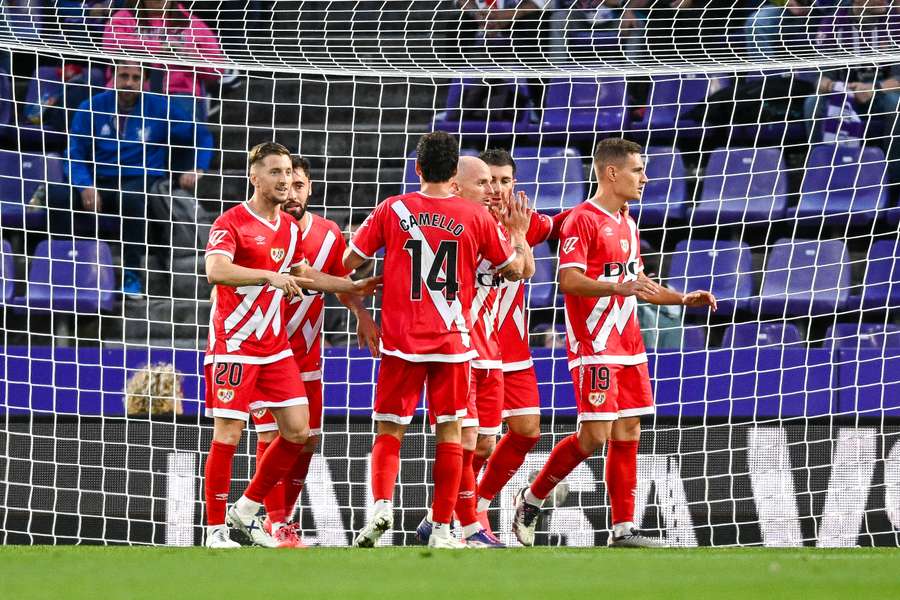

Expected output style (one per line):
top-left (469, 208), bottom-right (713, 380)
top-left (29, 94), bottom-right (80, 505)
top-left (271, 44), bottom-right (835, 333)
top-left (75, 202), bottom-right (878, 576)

top-left (1, 546), bottom-right (898, 599)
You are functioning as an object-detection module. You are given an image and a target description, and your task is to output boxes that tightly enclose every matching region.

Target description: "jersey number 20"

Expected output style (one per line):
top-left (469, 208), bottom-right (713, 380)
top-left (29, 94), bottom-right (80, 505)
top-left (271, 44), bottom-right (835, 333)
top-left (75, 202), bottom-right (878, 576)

top-left (404, 239), bottom-right (459, 302)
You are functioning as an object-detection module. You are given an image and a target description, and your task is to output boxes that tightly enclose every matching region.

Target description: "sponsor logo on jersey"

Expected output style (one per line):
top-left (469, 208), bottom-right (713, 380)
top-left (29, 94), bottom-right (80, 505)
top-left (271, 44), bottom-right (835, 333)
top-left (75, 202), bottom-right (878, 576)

top-left (217, 388), bottom-right (235, 403)
top-left (562, 236), bottom-right (579, 254)
top-left (588, 391), bottom-right (606, 406)
top-left (270, 248), bottom-right (286, 262)
top-left (603, 260), bottom-right (640, 278)
top-left (476, 271), bottom-right (504, 288)
top-left (208, 229), bottom-right (229, 247)
top-left (620, 239), bottom-right (629, 253)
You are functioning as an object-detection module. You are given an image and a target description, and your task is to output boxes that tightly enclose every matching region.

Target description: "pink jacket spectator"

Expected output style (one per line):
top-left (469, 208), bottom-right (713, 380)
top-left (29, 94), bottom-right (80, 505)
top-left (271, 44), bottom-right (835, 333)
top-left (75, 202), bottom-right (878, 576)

top-left (103, 4), bottom-right (223, 96)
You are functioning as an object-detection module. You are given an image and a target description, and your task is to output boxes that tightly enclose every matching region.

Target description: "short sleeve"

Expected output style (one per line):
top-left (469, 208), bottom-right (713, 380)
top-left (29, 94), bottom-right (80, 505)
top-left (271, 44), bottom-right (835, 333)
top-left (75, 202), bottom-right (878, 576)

top-left (478, 211), bottom-right (515, 270)
top-left (350, 201), bottom-right (387, 260)
top-left (290, 233), bottom-right (306, 269)
top-left (205, 217), bottom-right (237, 261)
top-left (325, 222), bottom-right (351, 277)
top-left (557, 210), bottom-right (591, 271)
top-left (525, 211), bottom-right (553, 247)
top-left (547, 208), bottom-right (573, 241)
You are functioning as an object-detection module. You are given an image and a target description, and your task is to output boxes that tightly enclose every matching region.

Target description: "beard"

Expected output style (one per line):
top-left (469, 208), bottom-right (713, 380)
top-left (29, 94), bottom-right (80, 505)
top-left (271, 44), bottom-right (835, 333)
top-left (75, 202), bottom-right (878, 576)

top-left (284, 202), bottom-right (307, 220)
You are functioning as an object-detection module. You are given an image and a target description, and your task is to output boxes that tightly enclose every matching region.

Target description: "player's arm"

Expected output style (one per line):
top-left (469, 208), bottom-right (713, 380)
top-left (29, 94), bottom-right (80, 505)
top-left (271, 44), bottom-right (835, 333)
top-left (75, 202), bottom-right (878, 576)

top-left (205, 254), bottom-right (308, 298)
top-left (558, 266), bottom-right (662, 299)
top-left (336, 291), bottom-right (381, 357)
top-left (636, 271), bottom-right (718, 311)
top-left (290, 263), bottom-right (381, 296)
top-left (343, 247), bottom-right (368, 273)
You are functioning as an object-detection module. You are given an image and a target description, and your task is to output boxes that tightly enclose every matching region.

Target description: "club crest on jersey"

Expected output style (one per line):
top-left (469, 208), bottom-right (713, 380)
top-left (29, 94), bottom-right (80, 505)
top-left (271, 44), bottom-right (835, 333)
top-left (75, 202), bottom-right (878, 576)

top-left (217, 388), bottom-right (235, 403)
top-left (562, 236), bottom-right (579, 254)
top-left (620, 239), bottom-right (629, 253)
top-left (270, 248), bottom-right (286, 262)
top-left (588, 391), bottom-right (606, 406)
top-left (252, 409), bottom-right (267, 419)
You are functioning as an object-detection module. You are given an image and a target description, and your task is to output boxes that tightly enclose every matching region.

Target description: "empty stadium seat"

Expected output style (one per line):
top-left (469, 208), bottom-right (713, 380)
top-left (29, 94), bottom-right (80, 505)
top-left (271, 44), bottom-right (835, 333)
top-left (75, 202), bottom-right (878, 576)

top-left (795, 144), bottom-right (888, 225)
top-left (667, 239), bottom-right (753, 315)
top-left (541, 78), bottom-right (628, 137)
top-left (722, 322), bottom-right (803, 348)
top-left (857, 239), bottom-right (900, 311)
top-left (510, 147), bottom-right (587, 212)
top-left (0, 150), bottom-right (64, 230)
top-left (824, 323), bottom-right (900, 351)
top-left (25, 239), bottom-right (116, 313)
top-left (630, 146), bottom-right (687, 226)
top-left (630, 74), bottom-right (728, 138)
top-left (0, 69), bottom-right (13, 142)
top-left (693, 147), bottom-right (788, 225)
top-left (1, 239), bottom-right (13, 303)
top-left (755, 239), bottom-right (850, 316)
top-left (528, 241), bottom-right (557, 309)
top-left (432, 78), bottom-right (537, 136)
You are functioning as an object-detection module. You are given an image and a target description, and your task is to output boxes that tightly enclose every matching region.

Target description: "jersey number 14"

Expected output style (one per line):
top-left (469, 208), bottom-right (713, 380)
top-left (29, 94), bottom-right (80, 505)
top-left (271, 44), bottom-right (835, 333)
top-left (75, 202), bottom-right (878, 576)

top-left (404, 239), bottom-right (459, 302)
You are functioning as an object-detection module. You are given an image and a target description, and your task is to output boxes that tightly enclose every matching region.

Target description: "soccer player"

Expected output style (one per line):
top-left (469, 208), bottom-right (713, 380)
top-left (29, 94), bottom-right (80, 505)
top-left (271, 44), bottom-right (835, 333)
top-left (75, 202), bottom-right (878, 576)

top-left (511, 138), bottom-right (717, 547)
top-left (251, 155), bottom-right (381, 548)
top-left (345, 131), bottom-right (530, 549)
top-left (474, 148), bottom-right (570, 516)
top-left (202, 142), bottom-right (379, 549)
top-left (415, 155), bottom-right (535, 548)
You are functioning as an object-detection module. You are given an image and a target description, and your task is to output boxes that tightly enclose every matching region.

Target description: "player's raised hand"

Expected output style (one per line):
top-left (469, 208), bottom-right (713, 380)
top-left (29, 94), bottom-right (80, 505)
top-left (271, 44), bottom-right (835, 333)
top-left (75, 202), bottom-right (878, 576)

top-left (615, 278), bottom-right (662, 299)
top-left (356, 312), bottom-right (381, 358)
top-left (500, 189), bottom-right (530, 235)
top-left (349, 275), bottom-right (383, 296)
top-left (683, 290), bottom-right (718, 312)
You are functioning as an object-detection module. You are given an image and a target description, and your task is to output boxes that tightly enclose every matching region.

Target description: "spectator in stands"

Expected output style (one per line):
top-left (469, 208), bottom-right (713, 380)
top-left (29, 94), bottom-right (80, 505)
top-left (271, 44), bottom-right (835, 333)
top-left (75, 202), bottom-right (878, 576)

top-left (46, 62), bottom-right (213, 296)
top-left (744, 0), bottom-right (819, 61)
top-left (550, 0), bottom-right (644, 58)
top-left (805, 0), bottom-right (900, 178)
top-left (457, 0), bottom-right (550, 51)
top-left (53, 1), bottom-right (113, 42)
top-left (125, 362), bottom-right (185, 416)
top-left (103, 0), bottom-right (223, 120)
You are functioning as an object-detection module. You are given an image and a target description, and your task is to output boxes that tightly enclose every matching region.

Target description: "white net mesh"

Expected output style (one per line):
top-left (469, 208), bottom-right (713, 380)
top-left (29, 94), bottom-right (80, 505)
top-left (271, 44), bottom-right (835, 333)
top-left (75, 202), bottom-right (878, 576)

top-left (1, 1), bottom-right (899, 547)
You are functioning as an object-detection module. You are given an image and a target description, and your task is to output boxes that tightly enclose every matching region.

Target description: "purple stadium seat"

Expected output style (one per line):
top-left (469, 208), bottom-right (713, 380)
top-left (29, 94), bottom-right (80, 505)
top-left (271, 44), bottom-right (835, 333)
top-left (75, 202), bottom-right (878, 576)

top-left (681, 326), bottom-right (707, 349)
top-left (858, 239), bottom-right (900, 311)
top-left (630, 146), bottom-right (687, 226)
top-left (25, 239), bottom-right (116, 313)
top-left (824, 323), bottom-right (900, 351)
top-left (566, 28), bottom-right (620, 53)
top-left (2, 239), bottom-right (14, 303)
top-left (510, 146), bottom-right (587, 212)
top-left (796, 144), bottom-right (888, 225)
top-left (0, 69), bottom-right (13, 141)
top-left (541, 78), bottom-right (628, 137)
top-left (19, 66), bottom-right (68, 151)
top-left (631, 74), bottom-right (728, 138)
top-left (527, 241), bottom-right (557, 309)
top-left (667, 239), bottom-right (753, 315)
top-left (693, 147), bottom-right (788, 225)
top-left (755, 238), bottom-right (850, 317)
top-left (433, 78), bottom-right (537, 136)
top-left (0, 150), bottom-right (63, 230)
top-left (722, 322), bottom-right (803, 348)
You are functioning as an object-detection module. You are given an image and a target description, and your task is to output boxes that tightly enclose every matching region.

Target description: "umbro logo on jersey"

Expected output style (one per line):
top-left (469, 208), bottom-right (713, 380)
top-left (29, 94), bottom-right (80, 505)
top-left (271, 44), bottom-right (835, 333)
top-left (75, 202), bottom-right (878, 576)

top-left (620, 239), bottom-right (629, 253)
top-left (603, 226), bottom-right (614, 236)
top-left (217, 388), bottom-right (235, 403)
top-left (208, 229), bottom-right (229, 247)
top-left (562, 236), bottom-right (579, 254)
top-left (588, 391), bottom-right (606, 406)
top-left (254, 235), bottom-right (267, 245)
top-left (270, 248), bottom-right (286, 262)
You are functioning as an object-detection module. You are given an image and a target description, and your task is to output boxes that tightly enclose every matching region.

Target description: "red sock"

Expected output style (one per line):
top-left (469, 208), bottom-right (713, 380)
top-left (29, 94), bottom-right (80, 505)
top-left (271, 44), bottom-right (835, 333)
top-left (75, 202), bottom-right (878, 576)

top-left (255, 440), bottom-right (285, 524)
top-left (371, 434), bottom-right (402, 502)
top-left (472, 454), bottom-right (487, 479)
top-left (455, 449), bottom-right (478, 527)
top-left (478, 430), bottom-right (539, 501)
top-left (530, 434), bottom-right (590, 500)
top-left (431, 442), bottom-right (463, 524)
top-left (204, 441), bottom-right (236, 526)
top-left (606, 440), bottom-right (639, 526)
top-left (283, 451), bottom-right (314, 521)
top-left (244, 436), bottom-right (305, 503)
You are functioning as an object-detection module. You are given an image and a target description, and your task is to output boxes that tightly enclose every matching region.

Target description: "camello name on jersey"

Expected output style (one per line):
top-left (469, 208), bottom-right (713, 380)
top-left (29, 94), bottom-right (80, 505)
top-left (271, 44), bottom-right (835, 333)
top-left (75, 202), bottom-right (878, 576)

top-left (399, 212), bottom-right (465, 236)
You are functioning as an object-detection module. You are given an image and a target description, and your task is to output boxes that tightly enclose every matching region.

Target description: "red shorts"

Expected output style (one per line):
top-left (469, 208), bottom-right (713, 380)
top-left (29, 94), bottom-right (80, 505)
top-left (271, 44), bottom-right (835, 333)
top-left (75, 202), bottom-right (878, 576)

top-left (501, 366), bottom-right (541, 419)
top-left (570, 362), bottom-right (654, 422)
top-left (204, 357), bottom-right (307, 421)
top-left (374, 355), bottom-right (470, 424)
top-left (460, 367), bottom-right (504, 435)
top-left (254, 378), bottom-right (322, 435)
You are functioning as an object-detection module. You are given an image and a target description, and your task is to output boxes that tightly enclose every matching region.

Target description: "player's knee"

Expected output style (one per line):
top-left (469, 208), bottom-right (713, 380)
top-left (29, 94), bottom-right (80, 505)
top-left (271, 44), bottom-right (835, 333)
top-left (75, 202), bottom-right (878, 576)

top-left (509, 415), bottom-right (541, 438)
top-left (257, 430), bottom-right (278, 444)
top-left (612, 417), bottom-right (641, 441)
top-left (280, 425), bottom-right (310, 445)
top-left (213, 419), bottom-right (244, 446)
top-left (577, 426), bottom-right (608, 454)
top-left (475, 435), bottom-right (496, 459)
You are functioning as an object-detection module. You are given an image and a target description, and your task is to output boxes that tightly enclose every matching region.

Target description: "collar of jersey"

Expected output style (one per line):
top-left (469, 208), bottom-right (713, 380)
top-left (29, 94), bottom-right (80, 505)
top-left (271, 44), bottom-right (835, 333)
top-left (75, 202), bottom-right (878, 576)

top-left (242, 201), bottom-right (281, 231)
top-left (585, 199), bottom-right (622, 223)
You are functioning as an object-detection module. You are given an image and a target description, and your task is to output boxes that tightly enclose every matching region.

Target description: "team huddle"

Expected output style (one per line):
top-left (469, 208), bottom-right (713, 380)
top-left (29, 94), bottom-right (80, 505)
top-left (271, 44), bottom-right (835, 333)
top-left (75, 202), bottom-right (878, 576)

top-left (201, 133), bottom-right (717, 549)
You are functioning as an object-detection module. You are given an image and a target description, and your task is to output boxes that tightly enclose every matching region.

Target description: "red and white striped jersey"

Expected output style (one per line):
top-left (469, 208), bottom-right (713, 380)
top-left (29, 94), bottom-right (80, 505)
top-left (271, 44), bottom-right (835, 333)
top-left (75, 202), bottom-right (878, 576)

top-left (284, 213), bottom-right (350, 380)
top-left (471, 255), bottom-right (504, 369)
top-left (558, 200), bottom-right (647, 369)
top-left (204, 202), bottom-right (304, 365)
top-left (350, 191), bottom-right (516, 363)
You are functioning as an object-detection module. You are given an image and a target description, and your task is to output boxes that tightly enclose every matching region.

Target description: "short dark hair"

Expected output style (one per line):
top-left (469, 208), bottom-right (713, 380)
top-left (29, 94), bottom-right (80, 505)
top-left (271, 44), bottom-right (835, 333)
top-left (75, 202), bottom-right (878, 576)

top-left (479, 148), bottom-right (516, 176)
top-left (292, 155), bottom-right (311, 178)
top-left (593, 138), bottom-right (643, 169)
top-left (416, 131), bottom-right (459, 183)
top-left (248, 142), bottom-right (291, 168)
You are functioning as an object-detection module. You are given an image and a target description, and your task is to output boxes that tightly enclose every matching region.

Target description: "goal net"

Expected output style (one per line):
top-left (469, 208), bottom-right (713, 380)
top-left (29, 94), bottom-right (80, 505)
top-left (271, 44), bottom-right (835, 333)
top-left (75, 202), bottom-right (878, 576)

top-left (1, 1), bottom-right (899, 547)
